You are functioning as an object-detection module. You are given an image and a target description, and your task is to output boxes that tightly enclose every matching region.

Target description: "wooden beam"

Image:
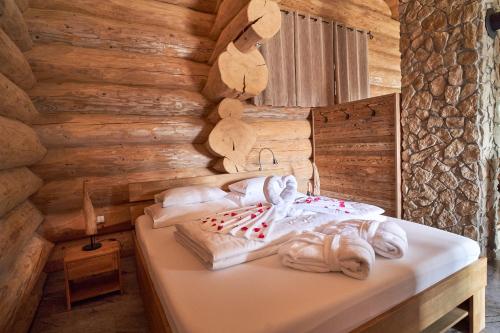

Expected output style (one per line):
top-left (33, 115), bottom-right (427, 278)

top-left (209, 0), bottom-right (281, 64)
top-left (203, 43), bottom-right (268, 101)
top-left (0, 73), bottom-right (39, 124)
top-left (0, 200), bottom-right (44, 268)
top-left (25, 8), bottom-right (215, 63)
top-left (14, 0), bottom-right (29, 12)
top-left (210, 0), bottom-right (250, 39)
top-left (30, 82), bottom-right (212, 117)
top-left (29, 0), bottom-right (214, 37)
top-left (26, 44), bottom-right (210, 91)
top-left (0, 167), bottom-right (43, 217)
top-left (0, 0), bottom-right (32, 51)
top-left (0, 116), bottom-right (47, 170)
top-left (150, 0), bottom-right (219, 14)
top-left (0, 28), bottom-right (35, 90)
top-left (0, 234), bottom-right (53, 333)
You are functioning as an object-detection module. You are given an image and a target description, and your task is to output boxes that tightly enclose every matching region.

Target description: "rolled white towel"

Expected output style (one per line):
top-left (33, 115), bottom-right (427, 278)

top-left (317, 220), bottom-right (408, 259)
top-left (279, 231), bottom-right (374, 280)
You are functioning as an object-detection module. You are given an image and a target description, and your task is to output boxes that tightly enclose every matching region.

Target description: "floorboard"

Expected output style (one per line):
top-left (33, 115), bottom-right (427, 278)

top-left (30, 258), bottom-right (500, 333)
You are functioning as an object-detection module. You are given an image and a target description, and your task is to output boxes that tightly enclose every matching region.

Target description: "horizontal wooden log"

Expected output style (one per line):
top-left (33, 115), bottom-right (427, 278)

top-left (25, 9), bottom-right (215, 63)
top-left (210, 0), bottom-right (250, 39)
top-left (32, 167), bottom-right (220, 214)
top-left (368, 31), bottom-right (400, 58)
top-left (0, 28), bottom-right (35, 90)
top-left (0, 0), bottom-right (32, 51)
top-left (0, 234), bottom-right (53, 332)
top-left (370, 84), bottom-right (401, 97)
top-left (368, 49), bottom-right (401, 73)
top-left (203, 43), bottom-right (268, 101)
top-left (29, 0), bottom-right (214, 37)
top-left (209, 0), bottom-right (281, 64)
top-left (0, 116), bottom-right (47, 169)
top-left (155, 0), bottom-right (219, 13)
top-left (277, 0), bottom-right (399, 40)
top-left (32, 139), bottom-right (311, 181)
top-left (14, 0), bottom-right (29, 12)
top-left (0, 73), bottom-right (39, 123)
top-left (242, 104), bottom-right (311, 120)
top-left (0, 200), bottom-right (44, 268)
top-left (368, 65), bottom-right (401, 89)
top-left (39, 202), bottom-right (136, 243)
top-left (33, 114), bottom-right (310, 148)
top-left (0, 167), bottom-right (43, 217)
top-left (34, 114), bottom-right (212, 147)
top-left (30, 82), bottom-right (212, 117)
top-left (7, 272), bottom-right (46, 333)
top-left (45, 230), bottom-right (133, 272)
top-left (33, 160), bottom-right (313, 214)
top-left (26, 44), bottom-right (210, 91)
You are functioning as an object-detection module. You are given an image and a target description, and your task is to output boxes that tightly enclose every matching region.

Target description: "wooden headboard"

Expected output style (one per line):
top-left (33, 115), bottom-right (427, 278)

top-left (312, 93), bottom-right (401, 218)
top-left (128, 169), bottom-right (285, 222)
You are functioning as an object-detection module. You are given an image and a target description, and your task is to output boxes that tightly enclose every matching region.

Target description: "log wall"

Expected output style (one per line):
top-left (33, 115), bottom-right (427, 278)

top-left (22, 0), bottom-right (399, 270)
top-left (0, 2), bottom-right (51, 331)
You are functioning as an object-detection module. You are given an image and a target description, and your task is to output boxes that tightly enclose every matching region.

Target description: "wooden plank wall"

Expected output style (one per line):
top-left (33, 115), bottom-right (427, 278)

top-left (20, 0), bottom-right (399, 272)
top-left (277, 0), bottom-right (401, 97)
top-left (313, 94), bottom-right (401, 218)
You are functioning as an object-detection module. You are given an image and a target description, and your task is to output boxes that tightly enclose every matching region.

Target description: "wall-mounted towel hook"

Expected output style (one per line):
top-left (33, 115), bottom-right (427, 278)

top-left (367, 31), bottom-right (374, 40)
top-left (319, 111), bottom-right (329, 123)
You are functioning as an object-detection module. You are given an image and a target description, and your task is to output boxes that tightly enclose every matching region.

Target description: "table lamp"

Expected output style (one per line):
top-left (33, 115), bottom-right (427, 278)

top-left (82, 180), bottom-right (102, 251)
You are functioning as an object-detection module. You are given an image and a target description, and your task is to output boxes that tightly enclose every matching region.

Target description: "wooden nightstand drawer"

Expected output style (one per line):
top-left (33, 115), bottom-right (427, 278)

top-left (66, 253), bottom-right (118, 280)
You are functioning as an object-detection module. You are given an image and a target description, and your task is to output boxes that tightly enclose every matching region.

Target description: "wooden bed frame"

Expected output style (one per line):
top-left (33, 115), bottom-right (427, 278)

top-left (128, 172), bottom-right (487, 333)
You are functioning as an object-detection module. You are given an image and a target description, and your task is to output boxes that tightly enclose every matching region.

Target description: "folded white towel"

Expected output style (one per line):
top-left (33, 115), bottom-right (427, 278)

top-left (317, 220), bottom-right (408, 259)
top-left (279, 231), bottom-right (375, 279)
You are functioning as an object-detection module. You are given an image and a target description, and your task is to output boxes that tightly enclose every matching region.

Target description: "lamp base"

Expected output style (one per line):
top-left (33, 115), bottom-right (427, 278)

top-left (82, 235), bottom-right (102, 251)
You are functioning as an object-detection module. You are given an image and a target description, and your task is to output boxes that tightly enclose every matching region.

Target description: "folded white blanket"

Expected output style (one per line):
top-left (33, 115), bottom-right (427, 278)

top-left (176, 212), bottom-right (335, 270)
top-left (279, 232), bottom-right (375, 279)
top-left (293, 196), bottom-right (385, 218)
top-left (317, 220), bottom-right (408, 259)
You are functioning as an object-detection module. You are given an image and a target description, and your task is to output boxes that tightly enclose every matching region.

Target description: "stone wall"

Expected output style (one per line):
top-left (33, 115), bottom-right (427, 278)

top-left (400, 0), bottom-right (499, 254)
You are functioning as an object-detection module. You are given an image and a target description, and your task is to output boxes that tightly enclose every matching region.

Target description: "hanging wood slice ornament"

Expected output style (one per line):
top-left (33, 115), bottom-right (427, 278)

top-left (206, 98), bottom-right (256, 173)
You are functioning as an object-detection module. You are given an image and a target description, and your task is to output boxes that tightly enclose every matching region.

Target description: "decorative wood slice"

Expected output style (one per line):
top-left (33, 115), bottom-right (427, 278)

top-left (202, 43), bottom-right (268, 101)
top-left (0, 0), bottom-right (32, 51)
top-left (0, 73), bottom-right (39, 124)
top-left (207, 98), bottom-right (244, 124)
top-left (206, 117), bottom-right (256, 169)
top-left (0, 28), bottom-right (35, 90)
top-left (209, 0), bottom-right (281, 64)
top-left (0, 115), bottom-right (47, 170)
top-left (213, 157), bottom-right (247, 173)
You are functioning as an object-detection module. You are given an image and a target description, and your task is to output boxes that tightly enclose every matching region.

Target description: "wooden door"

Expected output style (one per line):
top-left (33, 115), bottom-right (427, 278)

top-left (312, 93), bottom-right (401, 218)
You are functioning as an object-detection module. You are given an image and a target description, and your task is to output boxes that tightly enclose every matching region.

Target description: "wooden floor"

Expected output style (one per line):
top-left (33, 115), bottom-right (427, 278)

top-left (31, 258), bottom-right (500, 333)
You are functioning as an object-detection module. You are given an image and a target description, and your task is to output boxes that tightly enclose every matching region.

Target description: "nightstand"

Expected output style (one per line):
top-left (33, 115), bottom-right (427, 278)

top-left (63, 239), bottom-right (123, 310)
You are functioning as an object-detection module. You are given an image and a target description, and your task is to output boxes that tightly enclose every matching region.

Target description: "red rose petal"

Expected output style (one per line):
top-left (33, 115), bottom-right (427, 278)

top-left (258, 209), bottom-right (264, 213)
top-left (212, 223), bottom-right (216, 226)
top-left (217, 225), bottom-right (223, 231)
top-left (251, 214), bottom-right (257, 219)
top-left (231, 212), bottom-right (237, 216)
top-left (257, 203), bottom-right (263, 207)
top-left (211, 218), bottom-right (217, 222)
top-left (253, 228), bottom-right (261, 232)
top-left (241, 226), bottom-right (248, 231)
top-left (258, 233), bottom-right (265, 239)
top-left (262, 222), bottom-right (268, 228)
top-left (220, 220), bottom-right (224, 223)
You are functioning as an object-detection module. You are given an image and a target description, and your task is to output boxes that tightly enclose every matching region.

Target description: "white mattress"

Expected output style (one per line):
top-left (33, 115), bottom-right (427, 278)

top-left (135, 215), bottom-right (480, 333)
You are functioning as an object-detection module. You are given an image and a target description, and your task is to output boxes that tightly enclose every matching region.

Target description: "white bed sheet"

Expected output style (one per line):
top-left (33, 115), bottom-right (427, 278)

top-left (135, 215), bottom-right (480, 333)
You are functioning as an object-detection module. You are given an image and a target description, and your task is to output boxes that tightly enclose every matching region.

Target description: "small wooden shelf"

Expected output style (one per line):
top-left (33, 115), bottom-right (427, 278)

top-left (64, 240), bottom-right (122, 310)
top-left (422, 307), bottom-right (468, 333)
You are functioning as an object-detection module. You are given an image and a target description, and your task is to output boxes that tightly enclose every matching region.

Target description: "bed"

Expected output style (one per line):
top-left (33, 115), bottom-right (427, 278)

top-left (128, 172), bottom-right (487, 333)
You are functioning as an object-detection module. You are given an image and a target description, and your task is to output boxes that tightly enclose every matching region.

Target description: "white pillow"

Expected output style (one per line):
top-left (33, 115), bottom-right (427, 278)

top-left (145, 199), bottom-right (238, 229)
top-left (154, 185), bottom-right (227, 207)
top-left (228, 177), bottom-right (266, 195)
top-left (225, 192), bottom-right (265, 206)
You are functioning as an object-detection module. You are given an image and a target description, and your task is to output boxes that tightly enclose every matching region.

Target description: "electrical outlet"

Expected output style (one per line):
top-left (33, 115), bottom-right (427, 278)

top-left (96, 215), bottom-right (105, 224)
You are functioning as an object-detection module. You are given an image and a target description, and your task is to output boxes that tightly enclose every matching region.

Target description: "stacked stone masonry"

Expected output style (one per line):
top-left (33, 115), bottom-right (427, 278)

top-left (400, 0), bottom-right (499, 255)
